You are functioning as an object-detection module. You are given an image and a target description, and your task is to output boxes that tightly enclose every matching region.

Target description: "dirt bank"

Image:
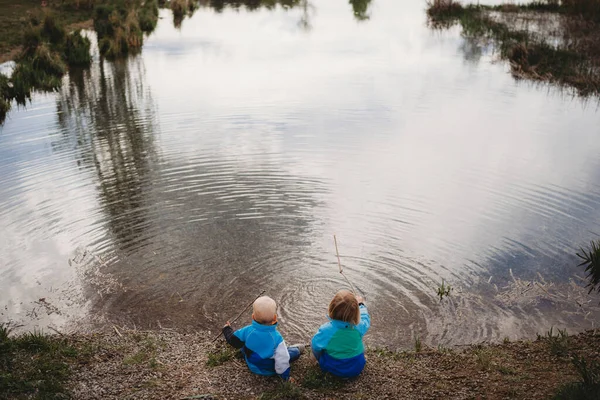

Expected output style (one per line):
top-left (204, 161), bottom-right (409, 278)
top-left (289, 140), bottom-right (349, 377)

top-left (58, 328), bottom-right (600, 399)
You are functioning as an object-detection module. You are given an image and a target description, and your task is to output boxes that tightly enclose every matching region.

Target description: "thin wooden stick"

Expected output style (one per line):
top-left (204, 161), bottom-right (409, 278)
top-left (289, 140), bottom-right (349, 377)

top-left (334, 235), bottom-right (357, 295)
top-left (211, 289), bottom-right (266, 343)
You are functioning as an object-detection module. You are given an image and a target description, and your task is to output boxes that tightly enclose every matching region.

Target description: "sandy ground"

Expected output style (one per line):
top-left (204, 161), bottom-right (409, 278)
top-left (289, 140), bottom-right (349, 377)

top-left (65, 328), bottom-right (600, 399)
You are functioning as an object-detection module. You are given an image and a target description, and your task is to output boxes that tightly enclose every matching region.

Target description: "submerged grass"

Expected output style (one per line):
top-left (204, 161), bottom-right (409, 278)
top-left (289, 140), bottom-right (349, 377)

top-left (0, 324), bottom-right (77, 399)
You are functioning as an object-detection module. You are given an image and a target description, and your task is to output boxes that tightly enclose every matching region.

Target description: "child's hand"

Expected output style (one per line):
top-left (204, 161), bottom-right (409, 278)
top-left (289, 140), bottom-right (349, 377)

top-left (356, 296), bottom-right (365, 304)
top-left (288, 377), bottom-right (297, 384)
top-left (223, 321), bottom-right (231, 328)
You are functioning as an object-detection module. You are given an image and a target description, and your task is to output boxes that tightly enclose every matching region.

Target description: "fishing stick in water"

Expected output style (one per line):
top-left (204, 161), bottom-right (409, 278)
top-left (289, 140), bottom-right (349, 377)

top-left (334, 234), bottom-right (358, 295)
top-left (211, 289), bottom-right (266, 343)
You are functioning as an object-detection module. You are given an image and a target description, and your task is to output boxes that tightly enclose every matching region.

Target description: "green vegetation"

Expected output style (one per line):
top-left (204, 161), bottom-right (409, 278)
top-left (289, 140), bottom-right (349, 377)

top-left (93, 0), bottom-right (159, 59)
top-left (426, 0), bottom-right (600, 96)
top-left (541, 327), bottom-right (571, 357)
top-left (414, 335), bottom-right (422, 353)
top-left (0, 324), bottom-right (77, 399)
top-left (553, 355), bottom-right (600, 399)
top-left (206, 346), bottom-right (238, 367)
top-left (0, 0), bottom-right (93, 62)
top-left (301, 366), bottom-right (345, 390)
top-left (258, 381), bottom-right (304, 400)
top-left (577, 240), bottom-right (600, 295)
top-left (436, 279), bottom-right (452, 300)
top-left (0, 13), bottom-right (91, 124)
top-left (65, 29), bottom-right (92, 66)
top-left (474, 346), bottom-right (493, 371)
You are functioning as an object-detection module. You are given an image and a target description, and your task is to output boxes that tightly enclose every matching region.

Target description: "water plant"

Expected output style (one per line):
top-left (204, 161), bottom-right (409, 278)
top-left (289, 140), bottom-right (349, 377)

top-left (94, 1), bottom-right (151, 58)
top-left (64, 30), bottom-right (92, 66)
top-left (577, 240), bottom-right (600, 295)
top-left (414, 335), bottom-right (422, 353)
top-left (0, 74), bottom-right (10, 124)
top-left (436, 279), bottom-right (452, 301)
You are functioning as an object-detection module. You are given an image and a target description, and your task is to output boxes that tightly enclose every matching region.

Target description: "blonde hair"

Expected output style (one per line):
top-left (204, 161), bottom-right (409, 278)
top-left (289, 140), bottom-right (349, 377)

top-left (328, 290), bottom-right (360, 325)
top-left (253, 296), bottom-right (277, 324)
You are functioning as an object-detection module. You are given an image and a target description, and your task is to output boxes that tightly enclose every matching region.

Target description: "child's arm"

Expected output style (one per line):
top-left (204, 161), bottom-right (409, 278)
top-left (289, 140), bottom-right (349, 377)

top-left (273, 340), bottom-right (292, 380)
top-left (222, 323), bottom-right (247, 349)
top-left (310, 327), bottom-right (329, 361)
top-left (356, 303), bottom-right (370, 336)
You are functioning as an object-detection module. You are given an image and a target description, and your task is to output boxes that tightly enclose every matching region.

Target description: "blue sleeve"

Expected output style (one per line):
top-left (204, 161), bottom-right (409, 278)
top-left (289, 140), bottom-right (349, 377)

top-left (311, 323), bottom-right (332, 360)
top-left (223, 325), bottom-right (250, 349)
top-left (356, 305), bottom-right (370, 336)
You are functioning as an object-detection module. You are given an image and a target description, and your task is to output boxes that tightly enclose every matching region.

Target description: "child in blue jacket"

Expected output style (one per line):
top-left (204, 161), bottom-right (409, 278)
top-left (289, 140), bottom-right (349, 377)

top-left (311, 290), bottom-right (370, 378)
top-left (222, 296), bottom-right (304, 380)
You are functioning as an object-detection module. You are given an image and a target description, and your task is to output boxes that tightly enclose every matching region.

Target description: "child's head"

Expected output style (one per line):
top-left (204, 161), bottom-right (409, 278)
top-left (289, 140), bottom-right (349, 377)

top-left (328, 290), bottom-right (360, 325)
top-left (252, 296), bottom-right (277, 325)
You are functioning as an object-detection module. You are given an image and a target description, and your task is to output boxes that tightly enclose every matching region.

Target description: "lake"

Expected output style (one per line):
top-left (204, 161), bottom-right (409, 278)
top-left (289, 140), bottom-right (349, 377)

top-left (1, 0), bottom-right (599, 347)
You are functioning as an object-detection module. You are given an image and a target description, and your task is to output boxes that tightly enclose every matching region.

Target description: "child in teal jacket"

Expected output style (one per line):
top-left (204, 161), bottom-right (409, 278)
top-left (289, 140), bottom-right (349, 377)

top-left (311, 290), bottom-right (370, 378)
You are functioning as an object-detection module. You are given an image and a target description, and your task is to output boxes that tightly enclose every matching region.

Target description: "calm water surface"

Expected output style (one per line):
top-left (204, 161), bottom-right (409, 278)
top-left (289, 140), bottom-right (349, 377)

top-left (1, 0), bottom-right (600, 346)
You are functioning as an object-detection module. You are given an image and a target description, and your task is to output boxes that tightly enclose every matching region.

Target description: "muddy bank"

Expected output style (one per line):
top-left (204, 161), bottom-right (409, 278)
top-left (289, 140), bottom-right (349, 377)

top-left (32, 328), bottom-right (598, 399)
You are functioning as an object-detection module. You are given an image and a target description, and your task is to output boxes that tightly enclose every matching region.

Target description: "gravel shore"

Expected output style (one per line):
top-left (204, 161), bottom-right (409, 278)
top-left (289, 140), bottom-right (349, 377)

top-left (65, 328), bottom-right (600, 399)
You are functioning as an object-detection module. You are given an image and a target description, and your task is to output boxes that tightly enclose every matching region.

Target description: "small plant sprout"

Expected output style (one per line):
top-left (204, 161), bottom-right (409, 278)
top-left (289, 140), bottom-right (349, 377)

top-left (436, 279), bottom-right (452, 301)
top-left (577, 240), bottom-right (600, 296)
top-left (414, 335), bottom-right (422, 353)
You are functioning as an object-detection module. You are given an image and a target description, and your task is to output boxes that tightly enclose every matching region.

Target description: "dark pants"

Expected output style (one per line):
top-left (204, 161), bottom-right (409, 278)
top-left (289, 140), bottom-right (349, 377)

top-left (288, 346), bottom-right (301, 362)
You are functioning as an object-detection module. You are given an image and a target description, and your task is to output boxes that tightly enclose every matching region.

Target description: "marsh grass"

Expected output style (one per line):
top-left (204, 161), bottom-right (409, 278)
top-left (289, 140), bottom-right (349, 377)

top-left (0, 74), bottom-right (10, 124)
top-left (94, 1), bottom-right (150, 58)
top-left (0, 324), bottom-right (77, 399)
top-left (426, 0), bottom-right (464, 19)
top-left (426, 0), bottom-right (600, 96)
top-left (65, 30), bottom-right (91, 66)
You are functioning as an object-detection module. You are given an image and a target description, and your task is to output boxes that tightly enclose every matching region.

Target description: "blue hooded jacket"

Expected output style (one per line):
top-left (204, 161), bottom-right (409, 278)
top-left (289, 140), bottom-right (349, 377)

top-left (222, 320), bottom-right (292, 380)
top-left (311, 304), bottom-right (370, 378)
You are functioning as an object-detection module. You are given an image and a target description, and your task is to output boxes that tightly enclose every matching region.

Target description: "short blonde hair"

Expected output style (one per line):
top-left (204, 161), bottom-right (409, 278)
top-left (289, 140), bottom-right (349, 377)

top-left (253, 296), bottom-right (277, 324)
top-left (328, 290), bottom-right (360, 325)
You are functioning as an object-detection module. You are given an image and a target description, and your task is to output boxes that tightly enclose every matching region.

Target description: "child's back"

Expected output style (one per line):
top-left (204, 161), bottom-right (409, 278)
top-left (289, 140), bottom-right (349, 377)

top-left (311, 290), bottom-right (370, 378)
top-left (222, 296), bottom-right (303, 380)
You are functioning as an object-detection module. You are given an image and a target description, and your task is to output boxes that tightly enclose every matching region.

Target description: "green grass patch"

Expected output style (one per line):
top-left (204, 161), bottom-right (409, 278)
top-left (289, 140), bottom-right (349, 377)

top-left (258, 381), bottom-right (304, 400)
top-left (0, 324), bottom-right (78, 399)
top-left (301, 365), bottom-right (345, 391)
top-left (206, 346), bottom-right (238, 367)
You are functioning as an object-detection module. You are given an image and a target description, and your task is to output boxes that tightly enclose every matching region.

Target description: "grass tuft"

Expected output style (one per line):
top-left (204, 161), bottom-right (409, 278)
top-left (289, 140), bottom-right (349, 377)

top-left (553, 355), bottom-right (600, 399)
top-left (545, 327), bottom-right (571, 357)
top-left (259, 381), bottom-right (304, 400)
top-left (577, 240), bottom-right (600, 295)
top-left (0, 324), bottom-right (77, 399)
top-left (206, 346), bottom-right (237, 367)
top-left (65, 30), bottom-right (91, 66)
top-left (301, 366), bottom-right (345, 390)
